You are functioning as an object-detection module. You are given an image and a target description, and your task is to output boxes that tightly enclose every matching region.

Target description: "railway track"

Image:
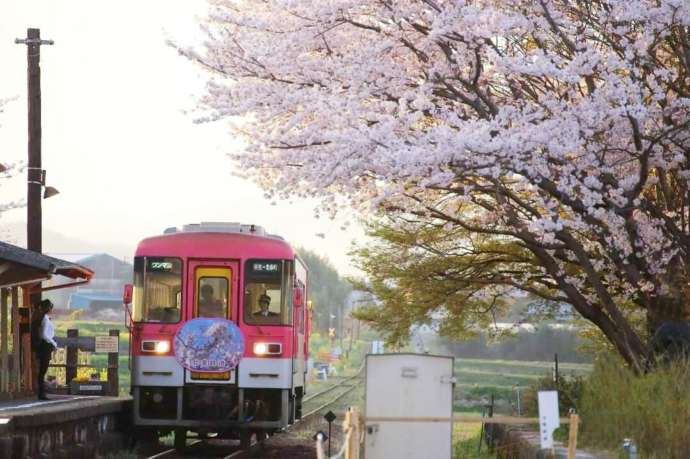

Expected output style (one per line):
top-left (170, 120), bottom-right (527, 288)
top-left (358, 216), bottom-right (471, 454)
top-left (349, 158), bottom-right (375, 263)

top-left (141, 367), bottom-right (363, 459)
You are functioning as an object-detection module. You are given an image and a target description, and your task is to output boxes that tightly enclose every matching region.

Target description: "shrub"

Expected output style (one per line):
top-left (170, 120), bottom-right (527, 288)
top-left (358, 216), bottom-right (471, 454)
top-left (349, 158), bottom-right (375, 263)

top-left (579, 356), bottom-right (690, 458)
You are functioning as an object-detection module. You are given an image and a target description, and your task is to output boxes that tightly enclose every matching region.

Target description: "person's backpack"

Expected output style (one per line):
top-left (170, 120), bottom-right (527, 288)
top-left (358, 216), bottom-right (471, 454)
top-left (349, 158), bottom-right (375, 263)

top-left (30, 313), bottom-right (44, 350)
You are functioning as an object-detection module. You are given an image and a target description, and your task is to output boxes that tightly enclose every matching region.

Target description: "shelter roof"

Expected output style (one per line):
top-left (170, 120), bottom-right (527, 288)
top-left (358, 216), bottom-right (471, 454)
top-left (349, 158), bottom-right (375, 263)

top-left (0, 241), bottom-right (94, 289)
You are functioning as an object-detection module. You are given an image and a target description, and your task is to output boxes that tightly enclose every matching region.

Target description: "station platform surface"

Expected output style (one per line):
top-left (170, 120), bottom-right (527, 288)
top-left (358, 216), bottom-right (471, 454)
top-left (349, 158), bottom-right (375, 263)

top-left (0, 394), bottom-right (132, 428)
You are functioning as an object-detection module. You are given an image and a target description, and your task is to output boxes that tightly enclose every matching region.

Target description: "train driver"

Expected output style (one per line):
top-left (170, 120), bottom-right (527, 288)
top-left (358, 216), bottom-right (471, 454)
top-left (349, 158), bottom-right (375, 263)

top-left (253, 294), bottom-right (278, 318)
top-left (199, 284), bottom-right (225, 318)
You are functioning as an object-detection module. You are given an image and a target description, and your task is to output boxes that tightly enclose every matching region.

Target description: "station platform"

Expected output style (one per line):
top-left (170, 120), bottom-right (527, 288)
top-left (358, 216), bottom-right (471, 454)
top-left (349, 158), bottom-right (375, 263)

top-left (0, 395), bottom-right (132, 459)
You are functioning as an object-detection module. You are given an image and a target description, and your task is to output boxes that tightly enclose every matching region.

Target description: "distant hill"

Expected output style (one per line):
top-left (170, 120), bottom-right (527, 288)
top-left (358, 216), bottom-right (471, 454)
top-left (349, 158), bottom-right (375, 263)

top-left (0, 222), bottom-right (133, 260)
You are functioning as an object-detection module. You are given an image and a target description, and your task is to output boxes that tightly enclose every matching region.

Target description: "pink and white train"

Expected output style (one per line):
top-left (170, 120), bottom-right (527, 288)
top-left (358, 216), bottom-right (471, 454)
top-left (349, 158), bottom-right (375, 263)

top-left (123, 222), bottom-right (310, 447)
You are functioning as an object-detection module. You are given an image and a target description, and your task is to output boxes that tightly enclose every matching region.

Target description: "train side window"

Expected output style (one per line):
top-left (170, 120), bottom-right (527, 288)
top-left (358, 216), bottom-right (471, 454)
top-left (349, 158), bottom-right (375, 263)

top-left (197, 277), bottom-right (229, 319)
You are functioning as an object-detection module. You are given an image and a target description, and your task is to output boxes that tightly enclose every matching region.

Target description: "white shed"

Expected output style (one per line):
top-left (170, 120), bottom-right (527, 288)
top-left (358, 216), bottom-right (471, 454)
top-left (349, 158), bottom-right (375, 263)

top-left (364, 353), bottom-right (455, 459)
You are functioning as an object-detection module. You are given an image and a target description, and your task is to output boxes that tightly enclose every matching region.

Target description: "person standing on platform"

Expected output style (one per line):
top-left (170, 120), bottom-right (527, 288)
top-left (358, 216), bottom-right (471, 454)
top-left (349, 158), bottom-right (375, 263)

top-left (32, 299), bottom-right (58, 400)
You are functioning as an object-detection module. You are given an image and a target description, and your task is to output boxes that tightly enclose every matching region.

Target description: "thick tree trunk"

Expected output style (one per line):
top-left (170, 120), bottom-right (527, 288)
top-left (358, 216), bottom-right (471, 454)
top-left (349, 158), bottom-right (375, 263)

top-left (586, 306), bottom-right (648, 370)
top-left (646, 298), bottom-right (687, 338)
top-left (647, 258), bottom-right (690, 337)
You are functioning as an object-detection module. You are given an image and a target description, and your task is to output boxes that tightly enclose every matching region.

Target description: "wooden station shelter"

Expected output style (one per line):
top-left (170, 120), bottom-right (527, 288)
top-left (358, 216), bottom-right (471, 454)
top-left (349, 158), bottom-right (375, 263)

top-left (0, 240), bottom-right (93, 399)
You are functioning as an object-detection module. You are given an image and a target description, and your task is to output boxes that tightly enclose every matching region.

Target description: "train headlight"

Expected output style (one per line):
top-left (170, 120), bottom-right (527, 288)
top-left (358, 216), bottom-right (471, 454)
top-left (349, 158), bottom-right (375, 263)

top-left (254, 343), bottom-right (268, 355)
top-left (253, 342), bottom-right (282, 356)
top-left (154, 340), bottom-right (170, 354)
top-left (142, 340), bottom-right (171, 354)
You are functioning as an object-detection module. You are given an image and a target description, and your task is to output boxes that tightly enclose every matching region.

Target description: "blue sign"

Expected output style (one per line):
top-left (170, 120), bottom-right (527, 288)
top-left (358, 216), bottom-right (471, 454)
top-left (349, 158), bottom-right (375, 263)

top-left (173, 318), bottom-right (245, 372)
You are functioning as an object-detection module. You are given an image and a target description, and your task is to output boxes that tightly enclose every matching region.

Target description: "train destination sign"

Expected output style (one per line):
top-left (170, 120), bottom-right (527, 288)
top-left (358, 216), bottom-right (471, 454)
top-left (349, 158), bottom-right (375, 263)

top-left (173, 318), bottom-right (245, 373)
top-left (249, 261), bottom-right (281, 274)
top-left (147, 258), bottom-right (179, 272)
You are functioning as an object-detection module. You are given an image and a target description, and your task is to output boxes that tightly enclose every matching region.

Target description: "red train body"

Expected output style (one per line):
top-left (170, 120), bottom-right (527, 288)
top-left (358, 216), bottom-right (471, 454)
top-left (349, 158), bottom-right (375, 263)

top-left (126, 223), bottom-right (310, 441)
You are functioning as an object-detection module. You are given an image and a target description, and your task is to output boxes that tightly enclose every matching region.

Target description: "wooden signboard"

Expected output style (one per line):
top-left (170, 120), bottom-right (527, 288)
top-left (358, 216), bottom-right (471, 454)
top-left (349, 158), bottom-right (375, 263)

top-left (95, 336), bottom-right (118, 353)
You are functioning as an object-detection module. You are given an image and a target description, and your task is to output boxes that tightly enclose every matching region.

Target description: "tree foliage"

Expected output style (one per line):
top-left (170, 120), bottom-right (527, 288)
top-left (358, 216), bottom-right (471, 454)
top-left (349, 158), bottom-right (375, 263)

top-left (298, 248), bottom-right (352, 333)
top-left (188, 0), bottom-right (690, 367)
top-left (351, 217), bottom-right (647, 354)
top-left (351, 220), bottom-right (516, 344)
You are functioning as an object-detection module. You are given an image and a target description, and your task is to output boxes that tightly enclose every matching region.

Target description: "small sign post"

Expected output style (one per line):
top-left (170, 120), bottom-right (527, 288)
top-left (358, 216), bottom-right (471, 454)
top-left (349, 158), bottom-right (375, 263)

top-left (538, 391), bottom-right (560, 451)
top-left (324, 410), bottom-right (336, 456)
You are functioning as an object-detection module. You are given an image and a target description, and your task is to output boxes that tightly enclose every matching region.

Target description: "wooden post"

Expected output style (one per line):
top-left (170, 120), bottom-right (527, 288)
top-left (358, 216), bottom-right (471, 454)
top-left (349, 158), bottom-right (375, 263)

top-left (0, 289), bottom-right (8, 393)
top-left (15, 29), bottom-right (54, 307)
top-left (344, 408), bottom-right (352, 459)
top-left (107, 329), bottom-right (119, 396)
top-left (66, 329), bottom-right (78, 384)
top-left (351, 407), bottom-right (362, 459)
top-left (343, 407), bottom-right (362, 459)
top-left (25, 28), bottom-right (45, 259)
top-left (20, 292), bottom-right (32, 394)
top-left (11, 287), bottom-right (20, 393)
top-left (567, 413), bottom-right (579, 459)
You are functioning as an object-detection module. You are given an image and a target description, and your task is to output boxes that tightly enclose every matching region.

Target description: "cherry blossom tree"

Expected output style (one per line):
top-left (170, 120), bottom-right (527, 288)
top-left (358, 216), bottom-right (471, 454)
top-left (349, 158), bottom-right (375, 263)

top-left (186, 0), bottom-right (690, 368)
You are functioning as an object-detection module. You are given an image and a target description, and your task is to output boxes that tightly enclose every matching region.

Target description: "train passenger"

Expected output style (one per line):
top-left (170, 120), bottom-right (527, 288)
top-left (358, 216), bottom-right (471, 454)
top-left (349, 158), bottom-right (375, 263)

top-left (33, 299), bottom-right (58, 400)
top-left (253, 294), bottom-right (278, 318)
top-left (199, 284), bottom-right (225, 318)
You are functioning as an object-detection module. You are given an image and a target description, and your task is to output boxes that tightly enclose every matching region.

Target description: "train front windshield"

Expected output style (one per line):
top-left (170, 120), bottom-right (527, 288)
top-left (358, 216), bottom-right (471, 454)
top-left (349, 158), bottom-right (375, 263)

top-left (244, 259), bottom-right (293, 325)
top-left (132, 257), bottom-right (182, 323)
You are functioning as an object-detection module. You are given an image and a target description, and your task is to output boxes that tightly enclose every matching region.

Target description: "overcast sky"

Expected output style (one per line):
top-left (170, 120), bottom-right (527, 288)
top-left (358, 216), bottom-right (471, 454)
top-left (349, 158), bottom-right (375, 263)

top-left (0, 0), bottom-right (364, 275)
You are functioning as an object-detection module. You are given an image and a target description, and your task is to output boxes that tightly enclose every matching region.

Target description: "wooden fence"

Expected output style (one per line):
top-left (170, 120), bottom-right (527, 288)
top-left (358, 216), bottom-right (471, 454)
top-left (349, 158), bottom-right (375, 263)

top-left (318, 409), bottom-right (581, 459)
top-left (52, 328), bottom-right (120, 396)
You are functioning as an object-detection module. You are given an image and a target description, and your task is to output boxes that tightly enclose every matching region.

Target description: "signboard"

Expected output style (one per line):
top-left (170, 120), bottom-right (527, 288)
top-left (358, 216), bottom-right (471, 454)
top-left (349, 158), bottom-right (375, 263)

top-left (173, 318), bottom-right (245, 373)
top-left (95, 336), bottom-right (119, 353)
top-left (538, 391), bottom-right (560, 449)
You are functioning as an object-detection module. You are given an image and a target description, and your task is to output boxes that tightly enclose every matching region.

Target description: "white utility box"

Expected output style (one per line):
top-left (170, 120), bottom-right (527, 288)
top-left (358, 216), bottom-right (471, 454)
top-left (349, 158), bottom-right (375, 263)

top-left (364, 353), bottom-right (455, 459)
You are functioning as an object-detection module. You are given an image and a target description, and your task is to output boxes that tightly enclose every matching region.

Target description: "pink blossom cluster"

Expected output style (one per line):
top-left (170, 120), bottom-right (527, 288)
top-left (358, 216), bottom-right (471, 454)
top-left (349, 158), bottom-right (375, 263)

top-left (185, 0), bottom-right (690, 362)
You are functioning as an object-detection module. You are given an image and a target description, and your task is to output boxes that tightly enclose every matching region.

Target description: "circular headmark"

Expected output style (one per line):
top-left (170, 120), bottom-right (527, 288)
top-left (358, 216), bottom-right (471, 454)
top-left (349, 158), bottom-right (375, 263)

top-left (173, 318), bottom-right (245, 372)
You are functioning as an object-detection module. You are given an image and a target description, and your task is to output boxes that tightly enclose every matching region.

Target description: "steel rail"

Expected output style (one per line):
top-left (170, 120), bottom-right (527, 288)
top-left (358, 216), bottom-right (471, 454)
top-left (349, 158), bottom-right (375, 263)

top-left (302, 373), bottom-right (361, 404)
top-left (300, 380), bottom-right (359, 420)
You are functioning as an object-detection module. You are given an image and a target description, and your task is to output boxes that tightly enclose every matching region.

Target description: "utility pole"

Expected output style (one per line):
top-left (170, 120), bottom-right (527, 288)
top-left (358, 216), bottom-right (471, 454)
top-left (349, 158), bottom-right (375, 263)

top-left (16, 28), bottom-right (54, 303)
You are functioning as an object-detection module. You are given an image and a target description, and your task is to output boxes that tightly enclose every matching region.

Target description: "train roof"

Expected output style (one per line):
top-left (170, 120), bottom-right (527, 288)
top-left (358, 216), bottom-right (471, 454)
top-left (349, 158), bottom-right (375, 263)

top-left (136, 229), bottom-right (295, 260)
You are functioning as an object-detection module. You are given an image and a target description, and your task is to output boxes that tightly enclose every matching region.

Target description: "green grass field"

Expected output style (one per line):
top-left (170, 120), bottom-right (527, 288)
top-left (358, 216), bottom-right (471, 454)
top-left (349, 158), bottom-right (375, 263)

top-left (454, 358), bottom-right (592, 413)
top-left (449, 358), bottom-right (593, 457)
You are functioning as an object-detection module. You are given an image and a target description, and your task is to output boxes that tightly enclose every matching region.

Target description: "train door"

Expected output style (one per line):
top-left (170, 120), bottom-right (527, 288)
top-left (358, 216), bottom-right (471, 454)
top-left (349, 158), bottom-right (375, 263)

top-left (293, 280), bottom-right (305, 377)
top-left (188, 260), bottom-right (237, 321)
top-left (184, 259), bottom-right (238, 385)
top-left (293, 259), bottom-right (307, 391)
top-left (291, 277), bottom-right (306, 420)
